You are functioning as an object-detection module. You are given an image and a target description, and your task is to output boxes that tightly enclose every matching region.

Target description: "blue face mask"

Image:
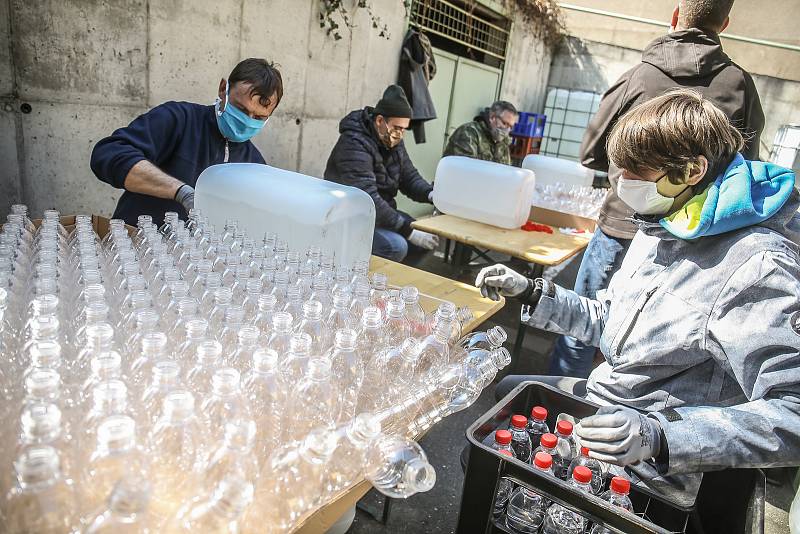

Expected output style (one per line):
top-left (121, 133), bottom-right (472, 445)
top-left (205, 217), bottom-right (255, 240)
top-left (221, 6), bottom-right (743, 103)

top-left (215, 81), bottom-right (268, 142)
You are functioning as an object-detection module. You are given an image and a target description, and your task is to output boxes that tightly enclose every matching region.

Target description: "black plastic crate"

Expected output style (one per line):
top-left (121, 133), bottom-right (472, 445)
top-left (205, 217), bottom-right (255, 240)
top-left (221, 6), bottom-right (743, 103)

top-left (456, 381), bottom-right (765, 534)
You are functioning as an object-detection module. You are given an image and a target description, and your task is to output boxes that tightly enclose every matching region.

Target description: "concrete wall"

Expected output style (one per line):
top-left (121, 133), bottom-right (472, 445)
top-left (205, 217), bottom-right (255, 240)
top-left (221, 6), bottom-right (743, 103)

top-left (0, 0), bottom-right (408, 220)
top-left (559, 0), bottom-right (800, 82)
top-left (548, 36), bottom-right (800, 160)
top-left (1, 0), bottom-right (551, 221)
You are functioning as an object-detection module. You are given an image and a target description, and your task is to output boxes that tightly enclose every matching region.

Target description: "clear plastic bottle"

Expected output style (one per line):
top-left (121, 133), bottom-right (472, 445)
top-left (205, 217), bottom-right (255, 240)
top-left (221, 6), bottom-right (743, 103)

top-left (140, 361), bottom-right (183, 433)
top-left (166, 297), bottom-right (200, 340)
top-left (414, 318), bottom-right (450, 382)
top-left (76, 322), bottom-right (117, 375)
top-left (542, 465), bottom-right (593, 534)
top-left (589, 476), bottom-right (634, 534)
top-left (325, 413), bottom-right (382, 497)
top-left (81, 415), bottom-right (150, 516)
top-left (124, 309), bottom-right (161, 361)
top-left (80, 350), bottom-right (124, 409)
top-left (203, 419), bottom-right (260, 491)
top-left (228, 325), bottom-right (261, 372)
top-left (505, 451), bottom-right (555, 532)
top-left (207, 287), bottom-right (233, 335)
top-left (82, 475), bottom-right (154, 534)
top-left (80, 381), bottom-right (134, 466)
top-left (164, 476), bottom-right (253, 533)
top-left (185, 339), bottom-right (223, 398)
top-left (567, 447), bottom-right (604, 495)
top-left (554, 420), bottom-right (578, 479)
top-left (282, 332), bottom-right (313, 384)
top-left (282, 283), bottom-right (304, 320)
top-left (241, 279), bottom-right (264, 317)
top-left (17, 402), bottom-right (74, 482)
top-left (200, 368), bottom-right (250, 442)
top-left (532, 433), bottom-right (562, 473)
top-left (266, 311), bottom-right (294, 356)
top-left (356, 306), bottom-right (386, 361)
top-left (242, 348), bottom-right (284, 460)
top-left (147, 390), bottom-right (208, 525)
top-left (241, 428), bottom-right (337, 532)
top-left (286, 357), bottom-right (338, 438)
top-left (253, 293), bottom-right (277, 337)
top-left (349, 279), bottom-right (372, 322)
top-left (400, 286), bottom-right (428, 338)
top-left (384, 299), bottom-right (412, 348)
top-left (493, 450), bottom-right (514, 519)
top-left (308, 272), bottom-right (332, 311)
top-left (218, 305), bottom-right (246, 350)
top-left (327, 329), bottom-right (364, 423)
top-left (526, 406), bottom-right (550, 451)
top-left (130, 331), bottom-right (170, 395)
top-left (295, 300), bottom-right (330, 355)
top-left (3, 445), bottom-right (78, 534)
top-left (455, 325), bottom-right (508, 353)
top-left (369, 272), bottom-right (390, 311)
top-left (509, 414), bottom-right (533, 463)
top-left (176, 318), bottom-right (209, 365)
top-left (491, 429), bottom-right (516, 457)
top-left (326, 288), bottom-right (355, 333)
top-left (362, 434), bottom-right (436, 498)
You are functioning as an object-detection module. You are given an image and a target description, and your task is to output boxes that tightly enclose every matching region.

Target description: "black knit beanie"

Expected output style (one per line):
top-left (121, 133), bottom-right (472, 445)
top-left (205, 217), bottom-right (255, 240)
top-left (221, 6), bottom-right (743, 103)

top-left (374, 85), bottom-right (413, 119)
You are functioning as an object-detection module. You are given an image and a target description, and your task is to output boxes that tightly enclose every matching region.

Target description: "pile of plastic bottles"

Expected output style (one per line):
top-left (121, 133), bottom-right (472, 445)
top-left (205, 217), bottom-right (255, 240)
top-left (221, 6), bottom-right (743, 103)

top-left (532, 183), bottom-right (607, 219)
top-left (0, 205), bottom-right (511, 533)
top-left (490, 406), bottom-right (634, 534)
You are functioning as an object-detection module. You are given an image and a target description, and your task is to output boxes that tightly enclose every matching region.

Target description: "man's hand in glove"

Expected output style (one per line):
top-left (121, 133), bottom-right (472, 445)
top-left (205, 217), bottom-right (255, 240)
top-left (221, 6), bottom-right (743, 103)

top-left (175, 184), bottom-right (195, 212)
top-left (575, 405), bottom-right (662, 466)
top-left (408, 229), bottom-right (440, 250)
top-left (475, 264), bottom-right (531, 301)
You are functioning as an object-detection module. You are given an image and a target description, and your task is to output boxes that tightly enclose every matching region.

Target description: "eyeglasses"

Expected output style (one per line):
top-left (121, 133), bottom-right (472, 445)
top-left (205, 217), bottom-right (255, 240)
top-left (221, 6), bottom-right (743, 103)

top-left (494, 114), bottom-right (516, 130)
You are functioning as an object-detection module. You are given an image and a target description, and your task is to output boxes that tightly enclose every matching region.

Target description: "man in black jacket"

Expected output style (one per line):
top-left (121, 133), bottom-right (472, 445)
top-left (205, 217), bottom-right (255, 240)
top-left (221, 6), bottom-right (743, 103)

top-left (549, 0), bottom-right (765, 378)
top-left (325, 85), bottom-right (439, 263)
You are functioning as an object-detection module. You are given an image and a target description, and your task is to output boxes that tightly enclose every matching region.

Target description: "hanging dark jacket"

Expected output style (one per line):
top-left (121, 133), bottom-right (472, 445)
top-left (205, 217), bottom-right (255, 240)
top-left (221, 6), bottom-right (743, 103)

top-left (581, 29), bottom-right (765, 239)
top-left (398, 29), bottom-right (437, 144)
top-left (324, 108), bottom-right (433, 237)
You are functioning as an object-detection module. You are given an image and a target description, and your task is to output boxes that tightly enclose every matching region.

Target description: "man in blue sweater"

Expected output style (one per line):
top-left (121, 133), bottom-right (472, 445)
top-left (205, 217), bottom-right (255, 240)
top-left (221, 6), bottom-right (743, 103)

top-left (91, 58), bottom-right (282, 226)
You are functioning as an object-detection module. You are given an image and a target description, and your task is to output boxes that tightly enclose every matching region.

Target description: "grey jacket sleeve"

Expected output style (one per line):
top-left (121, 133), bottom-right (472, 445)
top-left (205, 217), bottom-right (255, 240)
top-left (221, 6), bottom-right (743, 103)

top-left (522, 279), bottom-right (607, 347)
top-left (651, 250), bottom-right (800, 475)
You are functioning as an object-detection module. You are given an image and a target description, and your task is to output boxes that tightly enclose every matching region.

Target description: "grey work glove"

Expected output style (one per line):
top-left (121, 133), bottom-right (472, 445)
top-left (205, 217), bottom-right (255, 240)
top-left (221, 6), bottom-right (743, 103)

top-left (175, 184), bottom-right (195, 212)
top-left (408, 229), bottom-right (439, 250)
top-left (475, 264), bottom-right (530, 301)
top-left (576, 405), bottom-right (662, 467)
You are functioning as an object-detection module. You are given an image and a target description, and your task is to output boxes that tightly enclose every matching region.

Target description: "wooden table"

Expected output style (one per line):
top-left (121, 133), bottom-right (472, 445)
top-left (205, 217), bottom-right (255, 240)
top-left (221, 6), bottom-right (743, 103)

top-left (412, 214), bottom-right (592, 373)
top-left (293, 256), bottom-right (505, 534)
top-left (412, 213), bottom-right (590, 268)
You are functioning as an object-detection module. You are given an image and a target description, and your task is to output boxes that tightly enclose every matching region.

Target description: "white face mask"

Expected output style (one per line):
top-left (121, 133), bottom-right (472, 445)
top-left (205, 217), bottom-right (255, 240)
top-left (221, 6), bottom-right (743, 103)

top-left (616, 176), bottom-right (677, 215)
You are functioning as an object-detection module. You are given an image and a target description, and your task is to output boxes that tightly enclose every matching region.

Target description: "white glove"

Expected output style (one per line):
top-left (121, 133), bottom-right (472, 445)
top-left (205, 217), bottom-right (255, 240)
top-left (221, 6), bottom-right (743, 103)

top-left (575, 405), bottom-right (661, 466)
top-left (408, 229), bottom-right (439, 250)
top-left (175, 184), bottom-right (195, 212)
top-left (475, 264), bottom-right (529, 301)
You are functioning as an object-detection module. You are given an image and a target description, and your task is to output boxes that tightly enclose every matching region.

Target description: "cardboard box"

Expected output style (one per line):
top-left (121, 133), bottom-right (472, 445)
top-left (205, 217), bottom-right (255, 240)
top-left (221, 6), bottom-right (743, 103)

top-left (529, 206), bottom-right (597, 232)
top-left (30, 214), bottom-right (136, 238)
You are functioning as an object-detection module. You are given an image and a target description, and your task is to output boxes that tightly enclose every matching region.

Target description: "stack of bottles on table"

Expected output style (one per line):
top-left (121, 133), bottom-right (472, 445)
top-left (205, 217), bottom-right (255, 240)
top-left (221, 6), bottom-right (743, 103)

top-left (490, 406), bottom-right (634, 534)
top-left (0, 205), bottom-right (512, 533)
top-left (532, 183), bottom-right (606, 219)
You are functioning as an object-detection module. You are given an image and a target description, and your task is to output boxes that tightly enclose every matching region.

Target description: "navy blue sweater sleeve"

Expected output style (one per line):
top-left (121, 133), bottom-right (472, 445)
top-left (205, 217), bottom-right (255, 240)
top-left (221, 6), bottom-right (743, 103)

top-left (90, 102), bottom-right (187, 189)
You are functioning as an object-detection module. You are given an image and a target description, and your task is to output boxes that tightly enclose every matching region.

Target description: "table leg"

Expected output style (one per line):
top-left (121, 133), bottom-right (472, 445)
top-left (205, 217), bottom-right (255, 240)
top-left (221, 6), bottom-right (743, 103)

top-left (444, 238), bottom-right (452, 264)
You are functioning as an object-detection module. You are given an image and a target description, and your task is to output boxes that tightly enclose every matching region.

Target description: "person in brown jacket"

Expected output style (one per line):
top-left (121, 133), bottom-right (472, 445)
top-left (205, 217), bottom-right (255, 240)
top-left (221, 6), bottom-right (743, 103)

top-left (548, 0), bottom-right (765, 378)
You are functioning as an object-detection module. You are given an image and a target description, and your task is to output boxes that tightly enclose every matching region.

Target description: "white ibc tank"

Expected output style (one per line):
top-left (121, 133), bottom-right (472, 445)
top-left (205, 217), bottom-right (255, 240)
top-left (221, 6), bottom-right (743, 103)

top-left (521, 154), bottom-right (593, 189)
top-left (195, 163), bottom-right (376, 266)
top-left (432, 156), bottom-right (536, 229)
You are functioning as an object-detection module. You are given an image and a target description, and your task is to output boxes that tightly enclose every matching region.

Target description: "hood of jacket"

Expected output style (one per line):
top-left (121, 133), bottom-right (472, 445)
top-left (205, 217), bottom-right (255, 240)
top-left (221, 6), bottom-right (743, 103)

top-left (642, 28), bottom-right (731, 79)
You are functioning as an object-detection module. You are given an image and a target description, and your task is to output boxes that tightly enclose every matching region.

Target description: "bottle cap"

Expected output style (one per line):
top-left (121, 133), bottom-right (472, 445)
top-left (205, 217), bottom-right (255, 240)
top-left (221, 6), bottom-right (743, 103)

top-left (498, 449), bottom-right (513, 457)
top-left (556, 420), bottom-right (573, 436)
top-left (495, 430), bottom-right (512, 445)
top-left (611, 476), bottom-right (631, 495)
top-left (534, 452), bottom-right (553, 469)
top-left (540, 433), bottom-right (557, 449)
top-left (531, 406), bottom-right (547, 421)
top-left (510, 415), bottom-right (527, 429)
top-left (573, 465), bottom-right (592, 484)
top-left (581, 446), bottom-right (590, 457)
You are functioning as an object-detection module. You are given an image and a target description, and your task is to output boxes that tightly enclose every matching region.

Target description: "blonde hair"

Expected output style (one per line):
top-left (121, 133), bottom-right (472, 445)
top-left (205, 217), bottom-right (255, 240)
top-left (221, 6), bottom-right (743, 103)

top-left (607, 89), bottom-right (744, 184)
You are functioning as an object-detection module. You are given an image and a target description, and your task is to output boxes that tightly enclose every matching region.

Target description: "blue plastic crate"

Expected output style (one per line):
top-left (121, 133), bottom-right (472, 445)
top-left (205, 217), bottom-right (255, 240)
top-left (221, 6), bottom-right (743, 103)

top-left (512, 112), bottom-right (546, 138)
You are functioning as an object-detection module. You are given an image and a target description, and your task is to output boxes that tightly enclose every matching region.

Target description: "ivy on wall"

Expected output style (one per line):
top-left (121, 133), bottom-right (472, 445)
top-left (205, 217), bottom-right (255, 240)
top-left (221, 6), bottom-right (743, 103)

top-left (318, 0), bottom-right (413, 41)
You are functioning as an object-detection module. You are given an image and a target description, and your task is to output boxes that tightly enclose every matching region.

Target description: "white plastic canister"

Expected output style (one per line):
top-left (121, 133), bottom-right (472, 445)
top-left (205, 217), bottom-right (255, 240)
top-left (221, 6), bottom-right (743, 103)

top-left (521, 154), bottom-right (593, 189)
top-left (432, 156), bottom-right (536, 229)
top-left (195, 163), bottom-right (376, 267)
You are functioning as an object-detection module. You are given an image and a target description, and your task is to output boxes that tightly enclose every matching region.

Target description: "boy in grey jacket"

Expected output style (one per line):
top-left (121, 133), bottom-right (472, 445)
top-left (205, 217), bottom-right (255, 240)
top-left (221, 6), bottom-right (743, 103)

top-left (477, 90), bottom-right (799, 504)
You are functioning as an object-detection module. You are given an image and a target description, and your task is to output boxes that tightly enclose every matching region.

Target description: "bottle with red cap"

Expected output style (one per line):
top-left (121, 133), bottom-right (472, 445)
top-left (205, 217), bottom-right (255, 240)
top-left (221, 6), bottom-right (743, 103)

top-left (508, 414), bottom-right (532, 463)
top-left (526, 406), bottom-right (550, 450)
top-left (491, 429), bottom-right (515, 457)
top-left (504, 452), bottom-right (554, 532)
top-left (541, 465), bottom-right (592, 534)
top-left (567, 446), bottom-right (604, 495)
top-left (589, 476), bottom-right (634, 534)
top-left (553, 420), bottom-right (577, 479)
top-left (532, 433), bottom-right (562, 474)
top-left (492, 450), bottom-right (515, 519)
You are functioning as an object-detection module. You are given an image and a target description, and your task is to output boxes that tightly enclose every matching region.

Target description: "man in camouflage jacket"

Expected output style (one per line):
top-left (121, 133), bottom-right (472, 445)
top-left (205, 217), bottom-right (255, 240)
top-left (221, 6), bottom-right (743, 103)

top-left (443, 101), bottom-right (517, 165)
